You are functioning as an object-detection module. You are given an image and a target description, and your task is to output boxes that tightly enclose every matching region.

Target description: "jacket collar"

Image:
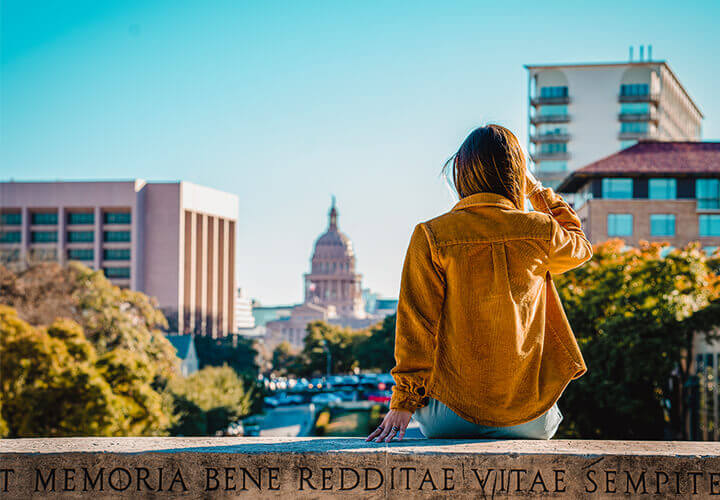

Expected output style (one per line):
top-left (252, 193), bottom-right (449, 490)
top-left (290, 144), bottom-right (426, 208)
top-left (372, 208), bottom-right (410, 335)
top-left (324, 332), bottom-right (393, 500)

top-left (452, 192), bottom-right (518, 212)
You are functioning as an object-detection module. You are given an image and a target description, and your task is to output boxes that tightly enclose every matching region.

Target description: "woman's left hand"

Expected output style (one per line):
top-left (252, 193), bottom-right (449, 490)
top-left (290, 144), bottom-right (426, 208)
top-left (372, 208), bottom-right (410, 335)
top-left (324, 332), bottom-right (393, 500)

top-left (366, 409), bottom-right (412, 442)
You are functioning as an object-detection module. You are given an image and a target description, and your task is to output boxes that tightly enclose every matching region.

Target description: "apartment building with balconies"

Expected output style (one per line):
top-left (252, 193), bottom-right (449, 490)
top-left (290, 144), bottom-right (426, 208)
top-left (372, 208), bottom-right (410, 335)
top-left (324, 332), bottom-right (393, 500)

top-left (526, 54), bottom-right (703, 192)
top-left (0, 180), bottom-right (238, 338)
top-left (556, 141), bottom-right (720, 255)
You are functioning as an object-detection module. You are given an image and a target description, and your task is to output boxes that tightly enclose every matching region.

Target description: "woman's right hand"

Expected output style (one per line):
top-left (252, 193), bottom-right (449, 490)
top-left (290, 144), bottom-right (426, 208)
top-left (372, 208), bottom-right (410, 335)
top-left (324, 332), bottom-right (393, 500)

top-left (525, 168), bottom-right (543, 197)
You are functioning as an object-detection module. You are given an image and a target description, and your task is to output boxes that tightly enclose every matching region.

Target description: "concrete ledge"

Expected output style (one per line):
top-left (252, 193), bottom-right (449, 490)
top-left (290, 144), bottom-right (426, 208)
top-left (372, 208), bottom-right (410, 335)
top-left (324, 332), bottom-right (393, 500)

top-left (1, 437), bottom-right (719, 498)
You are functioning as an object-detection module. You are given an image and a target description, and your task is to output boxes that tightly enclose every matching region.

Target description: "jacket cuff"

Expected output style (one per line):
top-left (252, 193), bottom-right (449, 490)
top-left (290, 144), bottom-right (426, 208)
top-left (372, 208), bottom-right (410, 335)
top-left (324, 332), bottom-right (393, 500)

top-left (389, 386), bottom-right (429, 412)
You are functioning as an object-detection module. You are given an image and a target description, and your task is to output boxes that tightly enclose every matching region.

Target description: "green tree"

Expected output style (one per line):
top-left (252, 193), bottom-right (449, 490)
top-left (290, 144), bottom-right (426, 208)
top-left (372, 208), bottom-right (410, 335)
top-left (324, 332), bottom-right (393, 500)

top-left (556, 240), bottom-right (720, 440)
top-left (270, 341), bottom-right (303, 376)
top-left (0, 306), bottom-right (122, 437)
top-left (353, 314), bottom-right (396, 372)
top-left (0, 262), bottom-right (179, 382)
top-left (169, 365), bottom-right (253, 436)
top-left (194, 335), bottom-right (259, 379)
top-left (300, 321), bottom-right (359, 376)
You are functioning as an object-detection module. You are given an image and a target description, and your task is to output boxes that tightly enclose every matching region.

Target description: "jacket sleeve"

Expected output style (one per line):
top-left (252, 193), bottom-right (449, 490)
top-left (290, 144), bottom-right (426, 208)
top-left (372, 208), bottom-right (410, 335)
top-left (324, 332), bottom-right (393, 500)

top-left (529, 187), bottom-right (594, 274)
top-left (390, 223), bottom-right (445, 413)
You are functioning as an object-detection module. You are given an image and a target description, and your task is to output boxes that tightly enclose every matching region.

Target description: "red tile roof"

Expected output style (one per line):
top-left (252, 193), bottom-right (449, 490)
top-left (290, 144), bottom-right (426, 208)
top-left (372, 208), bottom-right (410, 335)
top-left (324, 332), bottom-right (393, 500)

top-left (557, 141), bottom-right (720, 192)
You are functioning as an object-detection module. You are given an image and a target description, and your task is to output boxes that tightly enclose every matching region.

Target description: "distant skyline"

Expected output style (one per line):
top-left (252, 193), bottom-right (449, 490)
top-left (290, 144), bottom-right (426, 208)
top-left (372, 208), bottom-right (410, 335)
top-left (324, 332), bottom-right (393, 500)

top-left (3, 0), bottom-right (719, 304)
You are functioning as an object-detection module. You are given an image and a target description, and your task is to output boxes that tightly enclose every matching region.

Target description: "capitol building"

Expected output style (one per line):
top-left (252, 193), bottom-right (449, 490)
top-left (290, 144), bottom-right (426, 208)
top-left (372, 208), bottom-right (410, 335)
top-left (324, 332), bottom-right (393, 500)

top-left (265, 198), bottom-right (386, 350)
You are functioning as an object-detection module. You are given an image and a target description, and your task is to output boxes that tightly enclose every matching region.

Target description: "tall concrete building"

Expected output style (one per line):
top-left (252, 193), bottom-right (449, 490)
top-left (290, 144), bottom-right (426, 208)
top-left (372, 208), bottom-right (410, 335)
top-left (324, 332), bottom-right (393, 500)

top-left (0, 180), bottom-right (238, 337)
top-left (526, 53), bottom-right (703, 191)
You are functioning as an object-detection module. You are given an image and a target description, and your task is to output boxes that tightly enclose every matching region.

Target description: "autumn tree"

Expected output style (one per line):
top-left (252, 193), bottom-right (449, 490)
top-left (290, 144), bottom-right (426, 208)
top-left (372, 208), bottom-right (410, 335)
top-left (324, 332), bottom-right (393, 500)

top-left (555, 240), bottom-right (720, 440)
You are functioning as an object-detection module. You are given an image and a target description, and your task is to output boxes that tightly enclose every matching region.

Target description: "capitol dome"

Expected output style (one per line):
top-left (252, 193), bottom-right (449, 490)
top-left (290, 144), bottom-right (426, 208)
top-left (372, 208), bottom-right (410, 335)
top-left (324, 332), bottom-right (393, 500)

top-left (303, 197), bottom-right (365, 318)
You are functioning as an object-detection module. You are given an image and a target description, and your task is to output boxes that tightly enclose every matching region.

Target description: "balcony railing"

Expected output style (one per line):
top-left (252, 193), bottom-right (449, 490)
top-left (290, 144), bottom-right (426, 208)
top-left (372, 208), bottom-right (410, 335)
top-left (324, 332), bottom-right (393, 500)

top-left (618, 93), bottom-right (660, 103)
top-left (530, 133), bottom-right (571, 143)
top-left (530, 114), bottom-right (570, 125)
top-left (530, 96), bottom-right (571, 106)
top-left (618, 111), bottom-right (658, 123)
top-left (531, 152), bottom-right (570, 162)
top-left (618, 131), bottom-right (650, 140)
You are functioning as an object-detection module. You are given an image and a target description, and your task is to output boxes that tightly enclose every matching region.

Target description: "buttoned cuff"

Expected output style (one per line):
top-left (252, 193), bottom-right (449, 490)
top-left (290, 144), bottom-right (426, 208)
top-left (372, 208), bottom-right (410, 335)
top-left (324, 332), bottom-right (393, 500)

top-left (389, 386), bottom-right (430, 413)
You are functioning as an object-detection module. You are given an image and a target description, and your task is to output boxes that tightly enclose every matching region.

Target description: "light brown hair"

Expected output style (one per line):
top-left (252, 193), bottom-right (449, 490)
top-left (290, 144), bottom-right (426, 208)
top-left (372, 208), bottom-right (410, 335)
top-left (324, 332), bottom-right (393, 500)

top-left (443, 124), bottom-right (527, 209)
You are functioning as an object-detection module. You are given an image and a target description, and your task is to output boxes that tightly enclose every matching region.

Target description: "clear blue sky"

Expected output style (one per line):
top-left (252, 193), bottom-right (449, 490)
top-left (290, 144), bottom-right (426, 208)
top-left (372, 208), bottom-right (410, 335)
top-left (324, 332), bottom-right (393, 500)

top-left (2, 0), bottom-right (719, 304)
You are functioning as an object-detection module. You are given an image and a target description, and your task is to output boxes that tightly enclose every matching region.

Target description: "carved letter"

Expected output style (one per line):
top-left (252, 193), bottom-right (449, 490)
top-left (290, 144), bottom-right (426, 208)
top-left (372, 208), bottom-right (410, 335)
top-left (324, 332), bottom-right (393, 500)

top-left (605, 470), bottom-right (617, 494)
top-left (299, 467), bottom-right (316, 490)
top-left (240, 468), bottom-right (262, 490)
top-left (136, 468), bottom-right (152, 492)
top-left (625, 471), bottom-right (647, 494)
top-left (35, 469), bottom-right (56, 492)
top-left (224, 467), bottom-right (236, 491)
top-left (688, 472), bottom-right (703, 495)
top-left (399, 467), bottom-right (416, 490)
top-left (710, 472), bottom-right (720, 495)
top-left (63, 469), bottom-right (76, 491)
top-left (206, 468), bottom-right (219, 491)
top-left (168, 469), bottom-right (187, 492)
top-left (418, 469), bottom-right (437, 491)
top-left (340, 468), bottom-right (359, 491)
top-left (0, 469), bottom-right (14, 493)
top-left (554, 470), bottom-right (566, 493)
top-left (472, 469), bottom-right (495, 494)
top-left (655, 471), bottom-right (669, 495)
top-left (443, 468), bottom-right (455, 491)
top-left (509, 469), bottom-right (527, 492)
top-left (585, 470), bottom-right (598, 493)
top-left (529, 471), bottom-right (549, 493)
top-left (364, 468), bottom-right (383, 491)
top-left (108, 468), bottom-right (131, 492)
top-left (82, 468), bottom-right (104, 491)
top-left (268, 468), bottom-right (280, 490)
top-left (320, 468), bottom-right (333, 490)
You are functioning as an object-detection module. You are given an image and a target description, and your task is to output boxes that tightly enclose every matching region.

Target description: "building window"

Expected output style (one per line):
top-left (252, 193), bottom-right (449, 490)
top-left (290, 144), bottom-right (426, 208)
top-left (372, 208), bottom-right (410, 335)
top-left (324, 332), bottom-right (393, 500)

top-left (0, 212), bottom-right (21, 225)
top-left (103, 231), bottom-right (131, 242)
top-left (697, 179), bottom-right (720, 209)
top-left (620, 102), bottom-right (650, 115)
top-left (620, 140), bottom-right (637, 150)
top-left (648, 179), bottom-right (677, 199)
top-left (103, 248), bottom-right (131, 260)
top-left (29, 248), bottom-right (57, 261)
top-left (0, 249), bottom-right (20, 262)
top-left (536, 124), bottom-right (568, 136)
top-left (602, 178), bottom-right (633, 199)
top-left (31, 231), bottom-right (58, 243)
top-left (0, 231), bottom-right (21, 243)
top-left (67, 230), bottom-right (94, 243)
top-left (103, 212), bottom-right (131, 224)
top-left (539, 86), bottom-right (568, 98)
top-left (31, 212), bottom-right (58, 225)
top-left (103, 267), bottom-right (131, 279)
top-left (539, 105), bottom-right (568, 116)
top-left (699, 215), bottom-right (720, 237)
top-left (607, 214), bottom-right (633, 236)
top-left (620, 122), bottom-right (648, 134)
top-left (68, 248), bottom-right (94, 261)
top-left (67, 212), bottom-right (94, 225)
top-left (620, 83), bottom-right (650, 96)
top-left (537, 161), bottom-right (567, 173)
top-left (539, 143), bottom-right (567, 154)
top-left (650, 214), bottom-right (676, 237)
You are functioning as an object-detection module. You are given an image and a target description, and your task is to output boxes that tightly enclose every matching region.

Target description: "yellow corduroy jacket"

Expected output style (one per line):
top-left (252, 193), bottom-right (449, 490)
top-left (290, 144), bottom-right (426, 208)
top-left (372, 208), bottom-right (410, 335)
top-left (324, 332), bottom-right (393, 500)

top-left (389, 187), bottom-right (593, 426)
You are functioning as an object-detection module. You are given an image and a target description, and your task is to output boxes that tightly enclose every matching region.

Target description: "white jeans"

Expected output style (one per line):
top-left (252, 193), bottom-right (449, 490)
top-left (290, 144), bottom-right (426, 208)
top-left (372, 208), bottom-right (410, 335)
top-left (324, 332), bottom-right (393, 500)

top-left (413, 398), bottom-right (563, 440)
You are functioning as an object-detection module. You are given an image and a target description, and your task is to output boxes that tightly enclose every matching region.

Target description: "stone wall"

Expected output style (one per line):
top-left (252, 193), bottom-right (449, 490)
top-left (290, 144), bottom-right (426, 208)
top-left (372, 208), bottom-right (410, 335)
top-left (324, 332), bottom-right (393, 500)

top-left (1, 437), bottom-right (719, 498)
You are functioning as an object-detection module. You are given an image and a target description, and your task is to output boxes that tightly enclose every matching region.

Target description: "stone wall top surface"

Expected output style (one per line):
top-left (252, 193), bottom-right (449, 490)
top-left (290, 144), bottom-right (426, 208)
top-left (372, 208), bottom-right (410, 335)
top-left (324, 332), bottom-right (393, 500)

top-left (1, 437), bottom-right (718, 456)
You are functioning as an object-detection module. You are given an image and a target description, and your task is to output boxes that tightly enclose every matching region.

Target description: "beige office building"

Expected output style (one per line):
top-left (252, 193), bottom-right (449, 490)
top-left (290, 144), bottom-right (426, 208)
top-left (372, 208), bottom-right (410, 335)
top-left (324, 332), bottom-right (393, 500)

top-left (526, 52), bottom-right (703, 191)
top-left (0, 180), bottom-right (238, 337)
